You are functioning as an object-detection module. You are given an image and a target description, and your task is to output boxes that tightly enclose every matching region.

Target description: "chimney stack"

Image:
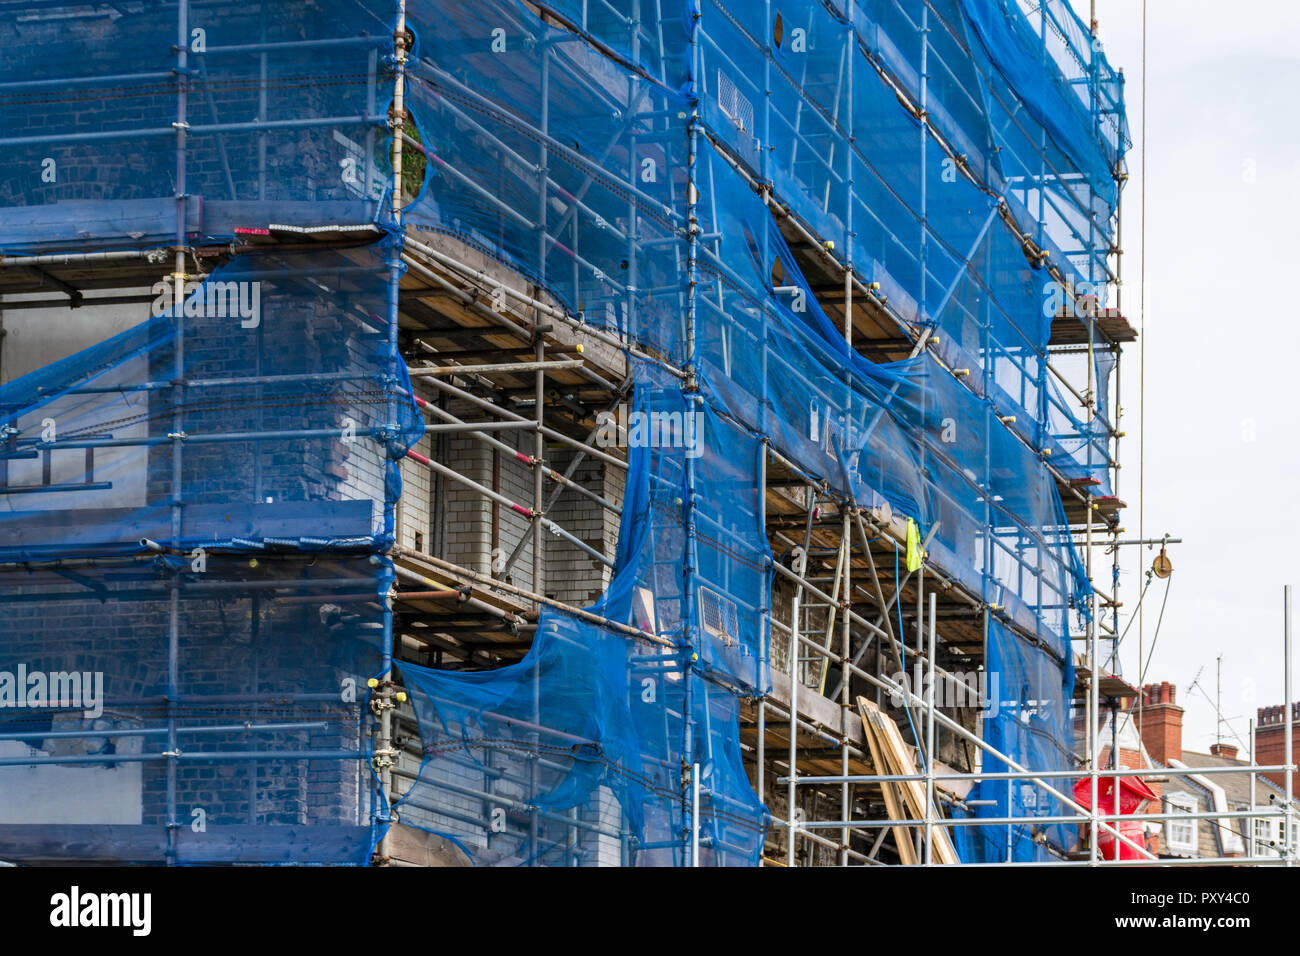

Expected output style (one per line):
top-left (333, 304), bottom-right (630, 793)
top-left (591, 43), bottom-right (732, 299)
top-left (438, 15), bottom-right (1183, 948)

top-left (1209, 742), bottom-right (1239, 760)
top-left (1139, 681), bottom-right (1184, 765)
top-left (1255, 702), bottom-right (1300, 789)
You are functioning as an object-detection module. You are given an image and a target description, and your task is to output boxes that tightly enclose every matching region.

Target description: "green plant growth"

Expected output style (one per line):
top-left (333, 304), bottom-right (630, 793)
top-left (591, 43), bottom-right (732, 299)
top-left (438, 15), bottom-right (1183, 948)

top-left (377, 108), bottom-right (427, 202)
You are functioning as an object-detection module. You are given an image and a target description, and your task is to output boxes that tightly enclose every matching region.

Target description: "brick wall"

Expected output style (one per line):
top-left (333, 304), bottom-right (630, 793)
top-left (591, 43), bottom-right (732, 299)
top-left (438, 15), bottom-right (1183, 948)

top-left (1256, 702), bottom-right (1300, 790)
top-left (428, 424), bottom-right (621, 604)
top-left (1139, 682), bottom-right (1184, 766)
top-left (0, 559), bottom-right (376, 844)
top-left (545, 447), bottom-right (622, 607)
top-left (396, 379), bottom-right (435, 550)
top-left (0, 0), bottom-right (384, 215)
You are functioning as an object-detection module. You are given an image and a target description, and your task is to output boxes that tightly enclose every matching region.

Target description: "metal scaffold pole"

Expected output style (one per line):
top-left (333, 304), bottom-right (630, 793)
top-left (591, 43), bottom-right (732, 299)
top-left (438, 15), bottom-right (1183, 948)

top-left (757, 443), bottom-right (769, 833)
top-left (372, 0), bottom-right (409, 866)
top-left (787, 537), bottom-right (807, 867)
top-left (682, 6), bottom-right (702, 868)
top-left (924, 591), bottom-right (936, 866)
top-left (163, 0), bottom-right (193, 869)
top-left (1250, 718), bottom-right (1258, 856)
top-left (840, 0), bottom-right (856, 864)
top-left (840, 511), bottom-right (852, 865)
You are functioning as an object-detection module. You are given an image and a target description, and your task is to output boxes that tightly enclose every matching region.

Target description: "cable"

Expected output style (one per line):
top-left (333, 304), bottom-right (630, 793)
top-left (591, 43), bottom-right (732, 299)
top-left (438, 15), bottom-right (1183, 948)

top-left (1137, 572), bottom-right (1171, 691)
top-left (1113, 569), bottom-right (1154, 649)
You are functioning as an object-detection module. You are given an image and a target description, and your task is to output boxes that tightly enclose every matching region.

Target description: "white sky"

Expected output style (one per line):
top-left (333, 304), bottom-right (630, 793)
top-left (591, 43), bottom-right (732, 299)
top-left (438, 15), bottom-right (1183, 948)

top-left (1071, 0), bottom-right (1300, 756)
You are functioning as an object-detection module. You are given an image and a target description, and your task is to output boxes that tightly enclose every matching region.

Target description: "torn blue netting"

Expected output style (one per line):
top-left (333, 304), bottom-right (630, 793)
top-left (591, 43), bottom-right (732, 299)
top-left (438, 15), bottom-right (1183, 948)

top-left (397, 621), bottom-right (766, 866)
top-left (406, 0), bottom-right (1120, 511)
top-left (689, 146), bottom-right (1091, 656)
top-left (393, 360), bottom-right (767, 865)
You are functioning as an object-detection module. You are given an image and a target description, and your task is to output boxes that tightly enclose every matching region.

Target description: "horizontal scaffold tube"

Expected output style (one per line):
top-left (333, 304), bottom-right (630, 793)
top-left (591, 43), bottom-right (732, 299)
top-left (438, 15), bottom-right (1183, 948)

top-left (417, 373), bottom-right (627, 470)
top-left (394, 549), bottom-right (670, 648)
top-left (401, 238), bottom-right (683, 380)
top-left (414, 396), bottom-right (620, 515)
top-left (403, 448), bottom-right (614, 569)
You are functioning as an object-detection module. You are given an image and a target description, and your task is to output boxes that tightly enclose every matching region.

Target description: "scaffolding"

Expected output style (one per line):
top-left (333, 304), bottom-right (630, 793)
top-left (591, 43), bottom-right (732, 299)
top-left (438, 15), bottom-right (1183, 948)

top-left (0, 0), bottom-right (1293, 867)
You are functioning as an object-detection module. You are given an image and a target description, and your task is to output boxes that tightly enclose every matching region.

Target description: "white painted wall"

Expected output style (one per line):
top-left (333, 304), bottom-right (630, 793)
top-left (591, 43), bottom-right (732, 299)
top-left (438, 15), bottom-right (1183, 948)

top-left (1, 292), bottom-right (147, 383)
top-left (1, 292), bottom-right (152, 512)
top-left (0, 739), bottom-right (143, 825)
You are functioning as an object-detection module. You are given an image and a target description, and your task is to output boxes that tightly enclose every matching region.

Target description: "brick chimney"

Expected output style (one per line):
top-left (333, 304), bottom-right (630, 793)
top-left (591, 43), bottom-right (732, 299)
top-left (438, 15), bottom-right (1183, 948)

top-left (1209, 742), bottom-right (1239, 759)
top-left (1255, 702), bottom-right (1300, 789)
top-left (1138, 682), bottom-right (1183, 765)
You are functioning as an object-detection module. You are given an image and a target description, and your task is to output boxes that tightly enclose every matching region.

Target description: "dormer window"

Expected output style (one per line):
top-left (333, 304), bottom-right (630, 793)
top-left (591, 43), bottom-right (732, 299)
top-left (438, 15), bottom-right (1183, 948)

top-left (1164, 793), bottom-right (1197, 855)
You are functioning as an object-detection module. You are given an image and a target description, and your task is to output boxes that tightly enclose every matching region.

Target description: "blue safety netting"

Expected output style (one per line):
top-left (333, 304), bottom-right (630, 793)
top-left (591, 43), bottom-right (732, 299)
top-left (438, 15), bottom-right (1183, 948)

top-left (689, 147), bottom-right (1089, 658)
top-left (0, 240), bottom-right (417, 863)
top-left (0, 0), bottom-right (1125, 865)
top-left (398, 0), bottom-right (1116, 864)
top-left (399, 627), bottom-right (765, 866)
top-left (0, 244), bottom-right (423, 560)
top-left (0, 0), bottom-right (418, 865)
top-left (532, 0), bottom-right (695, 94)
top-left (404, 0), bottom-right (693, 363)
top-left (694, 0), bottom-right (1120, 495)
top-left (0, 555), bottom-right (389, 865)
top-left (956, 617), bottom-right (1076, 862)
top-left (0, 0), bottom-right (400, 251)
top-left (405, 0), bottom-right (1121, 498)
top-left (394, 361), bottom-right (767, 865)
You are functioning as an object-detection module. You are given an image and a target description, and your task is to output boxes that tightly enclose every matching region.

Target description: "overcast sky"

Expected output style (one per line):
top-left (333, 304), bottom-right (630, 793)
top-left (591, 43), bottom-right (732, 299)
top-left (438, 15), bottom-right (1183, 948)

top-left (1074, 0), bottom-right (1300, 756)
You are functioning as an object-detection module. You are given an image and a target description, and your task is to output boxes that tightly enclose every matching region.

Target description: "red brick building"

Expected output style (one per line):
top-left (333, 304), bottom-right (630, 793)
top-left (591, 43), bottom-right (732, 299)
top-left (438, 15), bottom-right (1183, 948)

top-left (1081, 681), bottom-right (1299, 860)
top-left (1254, 702), bottom-right (1300, 791)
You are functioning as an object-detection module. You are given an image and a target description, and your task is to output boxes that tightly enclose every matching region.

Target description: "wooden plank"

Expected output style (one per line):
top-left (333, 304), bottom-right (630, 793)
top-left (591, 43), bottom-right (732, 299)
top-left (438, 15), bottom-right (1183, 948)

top-left (0, 196), bottom-right (200, 248)
top-left (202, 199), bottom-right (375, 236)
top-left (768, 669), bottom-right (866, 748)
top-left (385, 822), bottom-right (471, 867)
top-left (0, 824), bottom-right (164, 864)
top-left (858, 696), bottom-right (960, 864)
top-left (393, 552), bottom-right (530, 617)
top-left (857, 699), bottom-right (917, 865)
top-left (876, 719), bottom-right (961, 865)
top-left (1049, 308), bottom-right (1137, 346)
top-left (175, 825), bottom-right (372, 864)
top-left (863, 698), bottom-right (960, 864)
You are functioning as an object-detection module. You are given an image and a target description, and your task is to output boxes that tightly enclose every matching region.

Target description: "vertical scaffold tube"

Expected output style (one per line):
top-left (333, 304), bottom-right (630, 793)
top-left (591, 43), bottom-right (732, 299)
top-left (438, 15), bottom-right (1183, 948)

top-left (787, 540), bottom-right (806, 867)
top-left (681, 2), bottom-right (703, 866)
top-left (166, 0), bottom-right (192, 869)
top-left (528, 28), bottom-right (549, 860)
top-left (375, 0), bottom-right (409, 866)
top-left (925, 592), bottom-right (936, 865)
top-left (840, 511), bottom-right (851, 865)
